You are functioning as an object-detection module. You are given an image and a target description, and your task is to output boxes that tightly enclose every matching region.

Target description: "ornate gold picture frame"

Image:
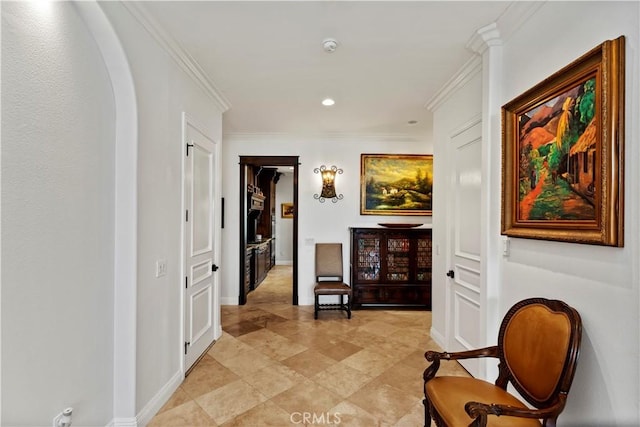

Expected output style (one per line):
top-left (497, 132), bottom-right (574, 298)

top-left (360, 154), bottom-right (433, 216)
top-left (281, 202), bottom-right (294, 218)
top-left (501, 37), bottom-right (624, 246)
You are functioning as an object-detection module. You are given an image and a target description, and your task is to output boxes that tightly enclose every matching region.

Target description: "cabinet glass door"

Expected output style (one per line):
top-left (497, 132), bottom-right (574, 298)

top-left (416, 237), bottom-right (432, 282)
top-left (356, 236), bottom-right (380, 281)
top-left (387, 237), bottom-right (410, 281)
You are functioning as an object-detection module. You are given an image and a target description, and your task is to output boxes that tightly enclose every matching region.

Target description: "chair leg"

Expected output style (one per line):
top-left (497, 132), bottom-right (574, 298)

top-left (314, 295), bottom-right (319, 319)
top-left (339, 294), bottom-right (351, 319)
top-left (423, 398), bottom-right (431, 427)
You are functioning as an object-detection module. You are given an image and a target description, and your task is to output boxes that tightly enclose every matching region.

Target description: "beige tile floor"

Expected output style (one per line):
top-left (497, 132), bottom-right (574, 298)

top-left (149, 265), bottom-right (470, 426)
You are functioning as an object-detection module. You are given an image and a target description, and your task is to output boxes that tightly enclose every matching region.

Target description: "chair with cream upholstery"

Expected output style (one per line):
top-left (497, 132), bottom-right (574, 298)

top-left (313, 243), bottom-right (351, 319)
top-left (423, 297), bottom-right (582, 427)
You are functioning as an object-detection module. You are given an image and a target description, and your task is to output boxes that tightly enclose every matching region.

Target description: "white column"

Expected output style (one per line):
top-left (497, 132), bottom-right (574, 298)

top-left (467, 22), bottom-right (502, 381)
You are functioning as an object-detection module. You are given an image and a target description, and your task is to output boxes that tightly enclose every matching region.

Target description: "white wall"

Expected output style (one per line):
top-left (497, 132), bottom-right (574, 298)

top-left (499, 3), bottom-right (639, 424)
top-left (221, 134), bottom-right (432, 305)
top-left (1, 2), bottom-right (115, 425)
top-left (99, 2), bottom-right (225, 419)
top-left (275, 172), bottom-right (294, 264)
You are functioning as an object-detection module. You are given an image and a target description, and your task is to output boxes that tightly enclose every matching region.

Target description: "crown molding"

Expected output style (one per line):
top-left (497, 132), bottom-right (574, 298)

top-left (467, 1), bottom-right (545, 54)
top-left (121, 2), bottom-right (231, 113)
top-left (223, 131), bottom-right (427, 143)
top-left (496, 1), bottom-right (546, 44)
top-left (427, 1), bottom-right (545, 112)
top-left (425, 56), bottom-right (482, 112)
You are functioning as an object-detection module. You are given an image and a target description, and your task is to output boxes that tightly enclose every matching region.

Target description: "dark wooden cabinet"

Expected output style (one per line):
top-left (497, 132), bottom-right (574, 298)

top-left (269, 237), bottom-right (276, 268)
top-left (245, 247), bottom-right (254, 293)
top-left (350, 227), bottom-right (432, 309)
top-left (256, 168), bottom-right (278, 239)
top-left (251, 240), bottom-right (271, 290)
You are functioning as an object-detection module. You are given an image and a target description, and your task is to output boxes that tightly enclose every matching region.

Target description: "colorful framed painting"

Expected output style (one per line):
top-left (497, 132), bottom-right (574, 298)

top-left (501, 36), bottom-right (625, 246)
top-left (360, 154), bottom-right (433, 216)
top-left (281, 202), bottom-right (294, 218)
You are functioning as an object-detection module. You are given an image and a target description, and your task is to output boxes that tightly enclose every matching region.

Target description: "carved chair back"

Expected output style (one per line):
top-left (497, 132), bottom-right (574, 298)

top-left (497, 298), bottom-right (582, 410)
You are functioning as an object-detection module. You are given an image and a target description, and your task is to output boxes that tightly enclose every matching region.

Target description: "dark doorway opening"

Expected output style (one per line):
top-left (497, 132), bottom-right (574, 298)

top-left (239, 156), bottom-right (299, 305)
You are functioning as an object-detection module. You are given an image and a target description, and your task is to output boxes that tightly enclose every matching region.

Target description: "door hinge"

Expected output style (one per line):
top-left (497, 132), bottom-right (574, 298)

top-left (186, 141), bottom-right (194, 156)
top-left (185, 210), bottom-right (189, 222)
top-left (184, 341), bottom-right (190, 355)
top-left (185, 276), bottom-right (188, 289)
top-left (212, 264), bottom-right (219, 272)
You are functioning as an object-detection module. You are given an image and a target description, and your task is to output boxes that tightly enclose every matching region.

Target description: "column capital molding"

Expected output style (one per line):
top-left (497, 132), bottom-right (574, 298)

top-left (467, 23), bottom-right (502, 55)
top-left (466, 1), bottom-right (545, 56)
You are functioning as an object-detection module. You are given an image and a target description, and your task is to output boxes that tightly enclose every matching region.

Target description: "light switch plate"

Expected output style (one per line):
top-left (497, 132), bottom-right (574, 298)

top-left (156, 259), bottom-right (167, 277)
top-left (502, 237), bottom-right (510, 257)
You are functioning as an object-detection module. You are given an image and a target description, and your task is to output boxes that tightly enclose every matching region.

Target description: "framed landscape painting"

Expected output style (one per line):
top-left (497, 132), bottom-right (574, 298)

top-left (360, 154), bottom-right (433, 216)
top-left (281, 203), bottom-right (294, 218)
top-left (501, 36), bottom-right (625, 246)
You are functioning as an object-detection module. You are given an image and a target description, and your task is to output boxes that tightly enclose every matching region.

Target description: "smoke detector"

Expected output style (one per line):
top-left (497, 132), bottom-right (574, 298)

top-left (322, 38), bottom-right (338, 53)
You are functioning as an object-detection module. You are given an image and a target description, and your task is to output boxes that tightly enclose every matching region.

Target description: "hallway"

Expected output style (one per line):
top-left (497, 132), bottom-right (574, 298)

top-left (149, 265), bottom-right (469, 426)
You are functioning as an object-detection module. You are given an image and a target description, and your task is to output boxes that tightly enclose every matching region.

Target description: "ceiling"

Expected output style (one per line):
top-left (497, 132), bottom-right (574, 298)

top-left (135, 1), bottom-right (513, 138)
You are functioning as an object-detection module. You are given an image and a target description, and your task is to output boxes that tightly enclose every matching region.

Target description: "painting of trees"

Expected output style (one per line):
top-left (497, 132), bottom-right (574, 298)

top-left (360, 154), bottom-right (433, 215)
top-left (501, 36), bottom-right (624, 246)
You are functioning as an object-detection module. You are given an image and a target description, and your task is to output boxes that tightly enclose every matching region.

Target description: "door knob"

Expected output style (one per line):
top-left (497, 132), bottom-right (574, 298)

top-left (446, 270), bottom-right (454, 278)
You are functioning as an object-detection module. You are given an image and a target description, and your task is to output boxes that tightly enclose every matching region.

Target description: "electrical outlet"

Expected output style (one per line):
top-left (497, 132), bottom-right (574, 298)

top-left (156, 259), bottom-right (167, 277)
top-left (52, 407), bottom-right (72, 427)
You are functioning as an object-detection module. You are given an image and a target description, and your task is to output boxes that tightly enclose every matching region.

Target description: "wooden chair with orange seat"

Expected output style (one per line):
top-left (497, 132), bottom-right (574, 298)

top-left (313, 243), bottom-right (352, 319)
top-left (423, 297), bottom-right (582, 427)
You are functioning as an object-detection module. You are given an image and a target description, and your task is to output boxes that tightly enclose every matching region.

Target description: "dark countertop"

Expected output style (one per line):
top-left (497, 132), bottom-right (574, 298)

top-left (247, 237), bottom-right (273, 248)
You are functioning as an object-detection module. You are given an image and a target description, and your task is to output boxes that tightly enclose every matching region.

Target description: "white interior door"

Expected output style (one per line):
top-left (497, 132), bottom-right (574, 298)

top-left (183, 117), bottom-right (217, 372)
top-left (447, 119), bottom-right (482, 377)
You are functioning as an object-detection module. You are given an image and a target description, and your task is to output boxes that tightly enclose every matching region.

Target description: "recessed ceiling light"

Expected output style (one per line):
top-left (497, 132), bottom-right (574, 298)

top-left (322, 38), bottom-right (339, 53)
top-left (322, 98), bottom-right (335, 107)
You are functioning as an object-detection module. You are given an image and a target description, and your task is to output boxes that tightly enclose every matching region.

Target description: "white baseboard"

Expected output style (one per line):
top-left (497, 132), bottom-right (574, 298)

top-left (430, 326), bottom-right (446, 349)
top-left (220, 296), bottom-right (238, 305)
top-left (108, 418), bottom-right (137, 427)
top-left (276, 260), bottom-right (292, 265)
top-left (297, 297), bottom-right (314, 306)
top-left (136, 369), bottom-right (183, 426)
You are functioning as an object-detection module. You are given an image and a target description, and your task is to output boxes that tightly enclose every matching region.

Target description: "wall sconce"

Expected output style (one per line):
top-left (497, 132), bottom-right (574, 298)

top-left (314, 165), bottom-right (343, 203)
